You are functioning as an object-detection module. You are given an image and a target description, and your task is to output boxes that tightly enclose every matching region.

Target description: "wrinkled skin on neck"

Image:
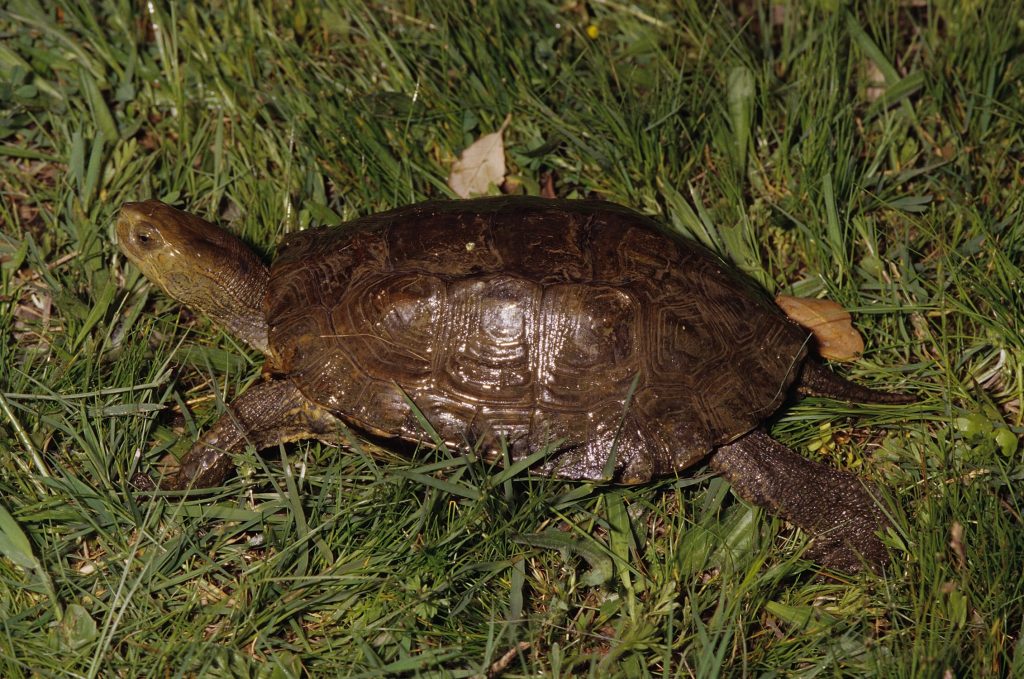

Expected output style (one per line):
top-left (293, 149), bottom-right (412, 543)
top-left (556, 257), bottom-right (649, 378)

top-left (116, 199), bottom-right (270, 353)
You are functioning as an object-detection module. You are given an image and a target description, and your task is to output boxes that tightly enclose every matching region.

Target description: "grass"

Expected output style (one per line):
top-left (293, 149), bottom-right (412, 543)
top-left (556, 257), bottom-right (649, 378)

top-left (1, 0), bottom-right (1022, 676)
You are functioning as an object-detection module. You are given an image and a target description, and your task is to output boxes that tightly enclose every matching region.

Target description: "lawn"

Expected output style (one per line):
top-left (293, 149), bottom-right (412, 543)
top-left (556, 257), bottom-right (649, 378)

top-left (1, 1), bottom-right (1022, 676)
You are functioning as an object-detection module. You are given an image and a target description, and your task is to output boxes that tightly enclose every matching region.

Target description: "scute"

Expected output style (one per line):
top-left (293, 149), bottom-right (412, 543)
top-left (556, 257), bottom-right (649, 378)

top-left (536, 283), bottom-right (641, 408)
top-left (267, 197), bottom-right (810, 480)
top-left (329, 271), bottom-right (442, 384)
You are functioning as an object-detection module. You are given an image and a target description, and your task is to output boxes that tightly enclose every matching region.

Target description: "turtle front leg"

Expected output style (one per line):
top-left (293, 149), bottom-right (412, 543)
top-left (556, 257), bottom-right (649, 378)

top-left (133, 378), bottom-right (342, 491)
top-left (709, 429), bottom-right (891, 573)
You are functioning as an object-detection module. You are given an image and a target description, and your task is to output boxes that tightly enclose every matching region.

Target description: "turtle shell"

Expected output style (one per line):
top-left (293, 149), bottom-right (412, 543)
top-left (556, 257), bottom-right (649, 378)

top-left (265, 196), bottom-right (810, 482)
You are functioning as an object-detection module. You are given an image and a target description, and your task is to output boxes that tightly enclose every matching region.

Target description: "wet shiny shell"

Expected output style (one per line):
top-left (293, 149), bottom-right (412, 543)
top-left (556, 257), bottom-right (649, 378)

top-left (266, 197), bottom-right (810, 482)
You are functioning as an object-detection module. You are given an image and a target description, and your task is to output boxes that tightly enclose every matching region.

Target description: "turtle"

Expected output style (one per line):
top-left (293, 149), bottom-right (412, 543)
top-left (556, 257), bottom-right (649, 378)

top-left (116, 196), bottom-right (913, 572)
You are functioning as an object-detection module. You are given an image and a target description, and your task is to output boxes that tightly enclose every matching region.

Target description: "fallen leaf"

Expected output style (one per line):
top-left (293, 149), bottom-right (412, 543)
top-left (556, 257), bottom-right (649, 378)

top-left (500, 176), bottom-right (522, 194)
top-left (863, 59), bottom-right (886, 102)
top-left (775, 295), bottom-right (865, 361)
top-left (448, 114), bottom-right (511, 198)
top-left (949, 521), bottom-right (966, 571)
top-left (540, 172), bottom-right (557, 199)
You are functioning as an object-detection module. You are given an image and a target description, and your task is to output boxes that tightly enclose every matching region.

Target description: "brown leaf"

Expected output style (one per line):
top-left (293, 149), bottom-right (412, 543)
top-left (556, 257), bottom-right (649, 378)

top-left (863, 59), bottom-right (886, 102)
top-left (949, 521), bottom-right (966, 571)
top-left (447, 114), bottom-right (511, 198)
top-left (775, 295), bottom-right (865, 361)
top-left (540, 172), bottom-right (557, 199)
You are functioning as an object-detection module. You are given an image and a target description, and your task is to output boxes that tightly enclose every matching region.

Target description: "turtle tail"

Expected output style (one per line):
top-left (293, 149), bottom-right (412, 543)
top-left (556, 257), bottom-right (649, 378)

top-left (797, 358), bottom-right (917, 404)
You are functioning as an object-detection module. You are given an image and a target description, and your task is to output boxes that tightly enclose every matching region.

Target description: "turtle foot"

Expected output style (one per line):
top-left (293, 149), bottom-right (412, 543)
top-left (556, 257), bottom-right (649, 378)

top-left (805, 532), bottom-right (888, 574)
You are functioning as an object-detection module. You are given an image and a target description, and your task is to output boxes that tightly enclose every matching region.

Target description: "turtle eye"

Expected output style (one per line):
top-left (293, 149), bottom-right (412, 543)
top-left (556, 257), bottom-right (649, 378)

top-left (133, 223), bottom-right (159, 249)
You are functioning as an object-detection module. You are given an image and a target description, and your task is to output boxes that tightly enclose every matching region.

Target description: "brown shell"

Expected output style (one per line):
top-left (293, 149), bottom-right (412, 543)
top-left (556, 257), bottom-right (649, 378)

top-left (265, 197), bottom-right (810, 482)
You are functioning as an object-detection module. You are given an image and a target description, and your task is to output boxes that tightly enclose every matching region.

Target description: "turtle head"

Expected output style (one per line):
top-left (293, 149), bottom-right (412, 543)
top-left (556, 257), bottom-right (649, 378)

top-left (117, 199), bottom-right (270, 353)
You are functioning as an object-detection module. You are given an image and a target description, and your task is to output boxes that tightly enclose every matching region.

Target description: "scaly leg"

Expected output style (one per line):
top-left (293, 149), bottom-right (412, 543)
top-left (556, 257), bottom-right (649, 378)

top-left (709, 429), bottom-right (890, 573)
top-left (797, 358), bottom-right (916, 404)
top-left (133, 378), bottom-right (342, 491)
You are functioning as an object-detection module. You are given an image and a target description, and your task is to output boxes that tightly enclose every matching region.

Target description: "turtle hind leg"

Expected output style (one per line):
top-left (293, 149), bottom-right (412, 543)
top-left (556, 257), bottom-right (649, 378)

top-left (798, 357), bottom-right (917, 404)
top-left (133, 378), bottom-right (342, 491)
top-left (708, 429), bottom-right (890, 573)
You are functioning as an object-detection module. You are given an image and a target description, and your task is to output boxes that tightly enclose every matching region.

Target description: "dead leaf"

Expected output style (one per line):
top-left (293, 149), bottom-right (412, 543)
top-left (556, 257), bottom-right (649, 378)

top-left (448, 114), bottom-right (511, 198)
top-left (775, 295), bottom-right (865, 361)
top-left (540, 172), bottom-right (557, 199)
top-left (949, 521), bottom-right (966, 570)
top-left (863, 59), bottom-right (886, 102)
top-left (500, 176), bottom-right (522, 194)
